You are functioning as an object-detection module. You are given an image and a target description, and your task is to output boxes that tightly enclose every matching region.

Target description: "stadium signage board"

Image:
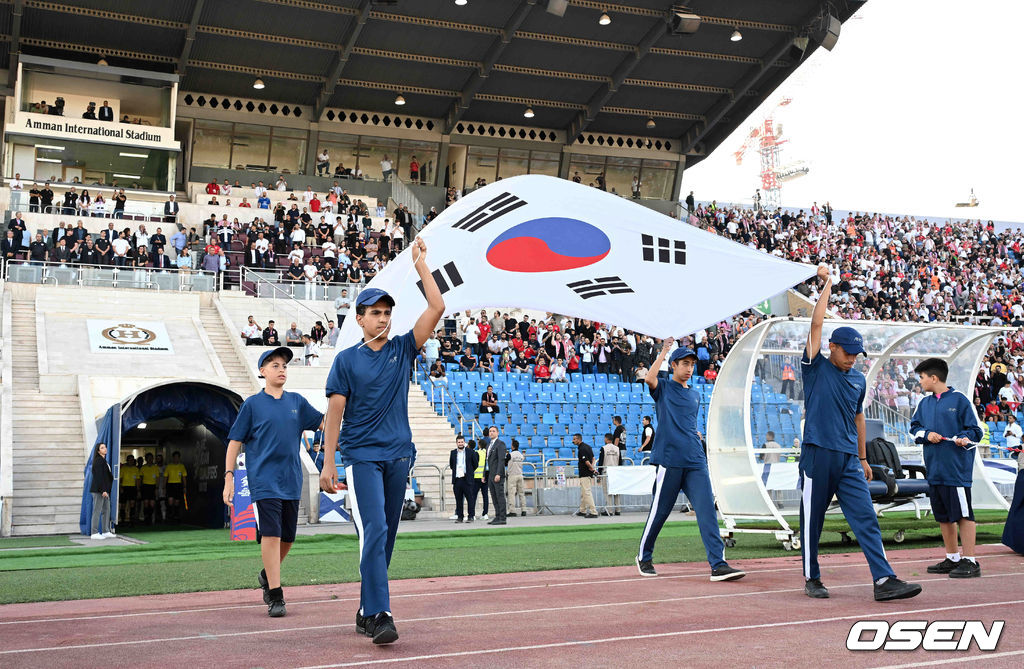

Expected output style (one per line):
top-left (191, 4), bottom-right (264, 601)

top-left (87, 319), bottom-right (174, 354)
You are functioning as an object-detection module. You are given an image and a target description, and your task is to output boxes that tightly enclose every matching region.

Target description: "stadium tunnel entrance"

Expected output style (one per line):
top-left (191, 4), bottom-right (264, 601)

top-left (81, 381), bottom-right (244, 534)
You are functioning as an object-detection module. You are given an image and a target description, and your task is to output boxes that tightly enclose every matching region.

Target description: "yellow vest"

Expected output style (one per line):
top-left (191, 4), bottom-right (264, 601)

top-left (474, 447), bottom-right (487, 479)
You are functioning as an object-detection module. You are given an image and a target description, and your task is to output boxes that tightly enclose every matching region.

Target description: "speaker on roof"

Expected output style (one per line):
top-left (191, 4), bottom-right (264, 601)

top-left (670, 8), bottom-right (701, 34)
top-left (812, 13), bottom-right (841, 51)
top-left (546, 0), bottom-right (568, 17)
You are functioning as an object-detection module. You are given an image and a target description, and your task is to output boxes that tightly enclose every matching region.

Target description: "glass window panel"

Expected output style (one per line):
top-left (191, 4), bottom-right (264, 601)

top-left (398, 139), bottom-right (439, 185)
top-left (604, 156), bottom-right (640, 197)
top-left (531, 150), bottom-right (560, 162)
top-left (233, 123), bottom-right (271, 135)
top-left (498, 148), bottom-right (529, 180)
top-left (269, 133), bottom-right (306, 175)
top-left (316, 132), bottom-right (359, 177)
top-left (357, 136), bottom-right (400, 181)
top-left (465, 146), bottom-right (498, 189)
top-left (639, 166), bottom-right (673, 200)
top-left (568, 154), bottom-right (605, 186)
top-left (230, 125), bottom-right (271, 170)
top-left (528, 158), bottom-right (559, 177)
top-left (192, 121), bottom-right (232, 169)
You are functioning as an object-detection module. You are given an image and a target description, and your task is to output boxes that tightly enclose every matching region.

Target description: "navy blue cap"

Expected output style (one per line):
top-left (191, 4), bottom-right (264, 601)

top-left (669, 347), bottom-right (698, 363)
top-left (355, 287), bottom-right (395, 308)
top-left (829, 326), bottom-right (866, 356)
top-left (258, 346), bottom-right (293, 372)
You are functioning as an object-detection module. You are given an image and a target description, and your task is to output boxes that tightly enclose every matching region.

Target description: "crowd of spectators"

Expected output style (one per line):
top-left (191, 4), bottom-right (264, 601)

top-left (239, 313), bottom-right (341, 367)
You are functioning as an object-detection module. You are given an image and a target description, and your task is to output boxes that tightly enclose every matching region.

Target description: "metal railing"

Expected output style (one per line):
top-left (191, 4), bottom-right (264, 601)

top-left (391, 176), bottom-right (425, 231)
top-left (238, 265), bottom-right (364, 303)
top-left (864, 399), bottom-right (916, 449)
top-left (8, 191), bottom-right (170, 221)
top-left (410, 463), bottom-right (445, 512)
top-left (415, 359), bottom-right (483, 440)
top-left (1, 258), bottom-right (221, 292)
top-left (239, 267), bottom-right (332, 326)
top-left (440, 460), bottom-right (540, 513)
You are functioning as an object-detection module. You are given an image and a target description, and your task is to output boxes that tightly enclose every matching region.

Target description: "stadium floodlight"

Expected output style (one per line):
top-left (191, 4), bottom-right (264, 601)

top-left (599, 12), bottom-right (611, 25)
top-left (545, 0), bottom-right (568, 17)
top-left (138, 422), bottom-right (147, 429)
top-left (812, 12), bottom-right (841, 51)
top-left (670, 6), bottom-right (701, 34)
top-left (523, 107), bottom-right (535, 118)
top-left (455, 0), bottom-right (467, 5)
top-left (731, 29), bottom-right (742, 41)
top-left (394, 94), bottom-right (406, 105)
top-left (646, 118), bottom-right (656, 129)
top-left (252, 78), bottom-right (265, 90)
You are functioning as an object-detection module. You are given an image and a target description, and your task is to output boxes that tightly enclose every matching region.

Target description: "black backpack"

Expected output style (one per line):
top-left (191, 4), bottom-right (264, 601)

top-left (866, 437), bottom-right (903, 478)
top-left (400, 499), bottom-right (420, 521)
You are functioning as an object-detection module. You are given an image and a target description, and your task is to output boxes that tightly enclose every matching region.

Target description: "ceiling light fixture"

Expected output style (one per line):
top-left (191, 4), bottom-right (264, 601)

top-left (599, 12), bottom-right (611, 25)
top-left (394, 93), bottom-right (406, 105)
top-left (252, 77), bottom-right (265, 89)
top-left (35, 157), bottom-right (61, 163)
top-left (34, 144), bottom-right (65, 151)
top-left (523, 107), bottom-right (535, 118)
top-left (731, 29), bottom-right (742, 41)
top-left (119, 152), bottom-right (149, 158)
top-left (455, 0), bottom-right (468, 5)
top-left (97, 56), bottom-right (108, 66)
top-left (113, 173), bottom-right (141, 179)
top-left (646, 118), bottom-right (656, 129)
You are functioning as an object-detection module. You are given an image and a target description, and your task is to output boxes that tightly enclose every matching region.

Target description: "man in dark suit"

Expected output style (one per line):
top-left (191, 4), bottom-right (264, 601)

top-left (163, 195), bottom-right (179, 223)
top-left (151, 246), bottom-right (172, 269)
top-left (50, 237), bottom-right (72, 264)
top-left (2, 230), bottom-right (21, 261)
top-left (262, 320), bottom-right (280, 346)
top-left (449, 435), bottom-right (479, 523)
top-left (98, 100), bottom-right (114, 122)
top-left (485, 426), bottom-right (508, 525)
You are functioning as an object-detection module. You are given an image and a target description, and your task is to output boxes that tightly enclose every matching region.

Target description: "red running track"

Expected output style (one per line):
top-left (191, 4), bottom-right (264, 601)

top-left (1, 544), bottom-right (1022, 669)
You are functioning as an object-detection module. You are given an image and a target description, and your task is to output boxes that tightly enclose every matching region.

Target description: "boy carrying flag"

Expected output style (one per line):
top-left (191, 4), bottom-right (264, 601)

top-left (910, 357), bottom-right (984, 578)
top-left (223, 346), bottom-right (324, 617)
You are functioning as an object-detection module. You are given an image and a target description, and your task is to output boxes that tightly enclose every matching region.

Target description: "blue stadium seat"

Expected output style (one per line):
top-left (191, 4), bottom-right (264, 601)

top-left (542, 412), bottom-right (557, 424)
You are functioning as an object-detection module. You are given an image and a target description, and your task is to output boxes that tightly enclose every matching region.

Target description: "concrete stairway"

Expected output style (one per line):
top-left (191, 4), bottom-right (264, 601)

top-left (9, 298), bottom-right (86, 535)
top-left (199, 305), bottom-right (259, 396)
top-left (408, 384), bottom-right (458, 518)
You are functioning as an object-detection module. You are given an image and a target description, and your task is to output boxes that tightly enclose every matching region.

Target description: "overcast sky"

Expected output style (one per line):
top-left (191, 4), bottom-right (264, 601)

top-left (683, 0), bottom-right (1022, 223)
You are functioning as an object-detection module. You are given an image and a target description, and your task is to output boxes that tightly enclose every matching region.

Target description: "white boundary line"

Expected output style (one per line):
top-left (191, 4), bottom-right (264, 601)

top-left (1, 552), bottom-right (1014, 627)
top-left (871, 650), bottom-right (1024, 669)
top-left (1, 572), bottom-right (1021, 656)
top-left (293, 597), bottom-right (1024, 668)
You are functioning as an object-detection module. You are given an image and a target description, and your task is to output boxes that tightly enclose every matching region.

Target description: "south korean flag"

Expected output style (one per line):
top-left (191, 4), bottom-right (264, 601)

top-left (338, 175), bottom-right (814, 348)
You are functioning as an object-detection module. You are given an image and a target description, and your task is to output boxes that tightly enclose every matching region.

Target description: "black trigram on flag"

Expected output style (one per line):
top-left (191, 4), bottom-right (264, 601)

top-left (567, 276), bottom-right (634, 300)
top-left (641, 234), bottom-right (686, 265)
top-left (417, 261), bottom-right (463, 297)
top-left (453, 192), bottom-right (528, 232)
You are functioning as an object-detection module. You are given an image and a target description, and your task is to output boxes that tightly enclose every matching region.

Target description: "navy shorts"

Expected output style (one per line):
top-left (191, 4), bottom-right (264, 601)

top-left (166, 483), bottom-right (183, 499)
top-left (253, 498), bottom-right (299, 544)
top-left (929, 484), bottom-right (974, 523)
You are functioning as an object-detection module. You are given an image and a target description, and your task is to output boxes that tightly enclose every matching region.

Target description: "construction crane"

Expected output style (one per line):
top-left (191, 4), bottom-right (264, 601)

top-left (734, 97), bottom-right (793, 211)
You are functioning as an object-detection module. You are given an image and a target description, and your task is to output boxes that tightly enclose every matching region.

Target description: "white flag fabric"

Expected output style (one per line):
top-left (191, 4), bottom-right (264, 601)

top-left (338, 175), bottom-right (814, 348)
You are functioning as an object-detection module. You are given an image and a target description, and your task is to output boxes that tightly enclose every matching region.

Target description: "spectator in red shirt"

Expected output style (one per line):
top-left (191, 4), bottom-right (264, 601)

top-left (310, 195), bottom-right (321, 213)
top-left (534, 358), bottom-right (551, 383)
top-left (477, 319), bottom-right (491, 348)
top-left (703, 367), bottom-right (718, 384)
top-left (566, 353), bottom-right (580, 375)
top-left (409, 156), bottom-right (419, 182)
top-left (204, 240), bottom-right (222, 257)
top-left (510, 334), bottom-right (524, 353)
top-left (205, 179), bottom-right (219, 195)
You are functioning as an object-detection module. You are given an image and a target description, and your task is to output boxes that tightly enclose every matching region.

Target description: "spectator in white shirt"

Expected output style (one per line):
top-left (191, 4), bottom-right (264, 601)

top-left (998, 383), bottom-right (1018, 404)
top-left (288, 243), bottom-right (305, 266)
top-left (275, 176), bottom-right (288, 191)
top-left (10, 173), bottom-right (23, 190)
top-left (221, 180), bottom-right (232, 196)
top-left (317, 149), bottom-right (330, 176)
top-left (326, 320), bottom-right (340, 347)
top-left (302, 187), bottom-right (314, 203)
top-left (111, 232), bottom-right (131, 266)
top-left (550, 359), bottom-right (567, 383)
top-left (241, 315), bottom-right (262, 345)
top-left (322, 240), bottom-right (337, 258)
top-left (302, 334), bottom-right (321, 366)
top-left (254, 182), bottom-right (267, 198)
top-left (334, 289), bottom-right (351, 327)
top-left (380, 155), bottom-right (393, 181)
top-left (464, 318), bottom-right (481, 356)
top-left (1005, 415), bottom-right (1022, 450)
top-left (302, 260), bottom-right (318, 300)
top-left (290, 226), bottom-right (305, 248)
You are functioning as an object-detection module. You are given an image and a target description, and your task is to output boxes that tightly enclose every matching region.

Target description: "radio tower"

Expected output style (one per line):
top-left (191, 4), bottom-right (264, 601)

top-left (734, 97), bottom-right (792, 211)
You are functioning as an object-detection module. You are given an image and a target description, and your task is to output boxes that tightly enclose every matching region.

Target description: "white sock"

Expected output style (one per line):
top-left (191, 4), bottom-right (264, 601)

top-left (947, 552), bottom-right (961, 562)
top-left (875, 577), bottom-right (889, 585)
top-left (963, 556), bottom-right (976, 563)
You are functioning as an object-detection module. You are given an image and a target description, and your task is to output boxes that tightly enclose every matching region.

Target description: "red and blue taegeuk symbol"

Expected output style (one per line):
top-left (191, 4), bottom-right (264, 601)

top-left (485, 217), bottom-right (610, 273)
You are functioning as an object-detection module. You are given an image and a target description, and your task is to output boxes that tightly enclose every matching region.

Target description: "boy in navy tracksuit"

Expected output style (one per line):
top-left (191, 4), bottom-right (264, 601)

top-left (224, 347), bottom-right (324, 617)
top-left (800, 264), bottom-right (921, 601)
top-left (320, 237), bottom-right (444, 645)
top-left (910, 357), bottom-right (984, 578)
top-left (634, 337), bottom-right (745, 582)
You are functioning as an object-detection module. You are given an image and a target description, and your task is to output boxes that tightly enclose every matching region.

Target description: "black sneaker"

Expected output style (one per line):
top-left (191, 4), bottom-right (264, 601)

top-left (520, 511), bottom-right (527, 517)
top-left (600, 510), bottom-right (610, 516)
top-left (805, 578), bottom-right (830, 598)
top-left (258, 569), bottom-right (271, 605)
top-left (949, 559), bottom-right (981, 579)
top-left (636, 555), bottom-right (657, 576)
top-left (874, 578), bottom-right (922, 601)
top-left (267, 587), bottom-right (286, 617)
top-left (355, 610), bottom-right (367, 635)
top-left (574, 511), bottom-right (586, 517)
top-left (926, 558), bottom-right (960, 574)
top-left (710, 565), bottom-right (746, 582)
top-left (364, 612), bottom-right (399, 645)
top-left (585, 513), bottom-right (598, 518)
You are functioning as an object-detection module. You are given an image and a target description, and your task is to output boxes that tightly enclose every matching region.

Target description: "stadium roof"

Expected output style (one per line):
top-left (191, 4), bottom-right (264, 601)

top-left (0, 0), bottom-right (861, 164)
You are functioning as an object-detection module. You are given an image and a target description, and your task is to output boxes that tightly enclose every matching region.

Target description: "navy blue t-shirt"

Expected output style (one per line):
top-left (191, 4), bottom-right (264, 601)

top-left (228, 390), bottom-right (323, 501)
top-left (649, 379), bottom-right (706, 468)
top-left (800, 349), bottom-right (865, 456)
top-left (326, 329), bottom-right (417, 464)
